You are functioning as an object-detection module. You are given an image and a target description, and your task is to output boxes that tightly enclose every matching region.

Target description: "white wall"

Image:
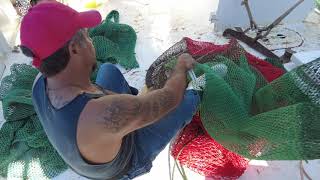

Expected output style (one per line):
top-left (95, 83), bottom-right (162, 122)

top-left (214, 0), bottom-right (315, 31)
top-left (0, 0), bottom-right (19, 48)
top-left (0, 31), bottom-right (10, 56)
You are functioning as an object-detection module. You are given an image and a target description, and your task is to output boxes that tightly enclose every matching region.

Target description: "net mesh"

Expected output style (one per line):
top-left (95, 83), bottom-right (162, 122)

top-left (0, 10), bottom-right (137, 179)
top-left (146, 38), bottom-right (320, 178)
top-left (89, 10), bottom-right (139, 69)
top-left (0, 64), bottom-right (67, 179)
top-left (199, 57), bottom-right (320, 160)
top-left (146, 38), bottom-right (285, 89)
top-left (171, 113), bottom-right (248, 179)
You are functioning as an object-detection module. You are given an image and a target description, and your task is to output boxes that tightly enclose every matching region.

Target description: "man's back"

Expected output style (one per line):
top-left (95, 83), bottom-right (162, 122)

top-left (32, 75), bottom-right (134, 179)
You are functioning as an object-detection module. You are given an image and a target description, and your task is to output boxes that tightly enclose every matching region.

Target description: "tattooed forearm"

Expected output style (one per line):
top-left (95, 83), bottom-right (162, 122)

top-left (102, 89), bottom-right (177, 133)
top-left (103, 99), bottom-right (142, 133)
top-left (100, 58), bottom-right (189, 134)
top-left (140, 89), bottom-right (176, 122)
top-left (98, 56), bottom-right (190, 134)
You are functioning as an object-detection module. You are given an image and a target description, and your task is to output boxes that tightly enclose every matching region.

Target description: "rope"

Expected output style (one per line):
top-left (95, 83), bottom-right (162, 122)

top-left (300, 160), bottom-right (313, 180)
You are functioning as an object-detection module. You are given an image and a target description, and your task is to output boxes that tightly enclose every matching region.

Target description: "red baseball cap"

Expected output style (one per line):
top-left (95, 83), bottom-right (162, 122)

top-left (20, 1), bottom-right (102, 68)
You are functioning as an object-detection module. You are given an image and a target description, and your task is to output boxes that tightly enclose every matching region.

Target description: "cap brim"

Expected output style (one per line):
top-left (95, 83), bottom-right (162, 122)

top-left (78, 10), bottom-right (102, 28)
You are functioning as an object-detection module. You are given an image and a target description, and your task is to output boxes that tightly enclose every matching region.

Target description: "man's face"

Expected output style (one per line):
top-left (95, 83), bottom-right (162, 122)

top-left (79, 29), bottom-right (97, 72)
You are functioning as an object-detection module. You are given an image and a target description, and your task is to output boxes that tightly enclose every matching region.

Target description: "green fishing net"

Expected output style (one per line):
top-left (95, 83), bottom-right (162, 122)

top-left (197, 56), bottom-right (320, 160)
top-left (0, 64), bottom-right (67, 179)
top-left (163, 56), bottom-right (320, 160)
top-left (316, 0), bottom-right (320, 10)
top-left (146, 38), bottom-right (320, 160)
top-left (89, 10), bottom-right (139, 69)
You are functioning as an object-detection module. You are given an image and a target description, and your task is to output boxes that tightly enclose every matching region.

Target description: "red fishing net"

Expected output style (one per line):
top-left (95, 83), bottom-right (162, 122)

top-left (171, 114), bottom-right (249, 179)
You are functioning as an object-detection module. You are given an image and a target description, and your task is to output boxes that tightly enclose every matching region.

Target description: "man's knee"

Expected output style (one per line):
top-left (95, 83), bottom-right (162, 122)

top-left (175, 90), bottom-right (200, 125)
top-left (98, 63), bottom-right (122, 77)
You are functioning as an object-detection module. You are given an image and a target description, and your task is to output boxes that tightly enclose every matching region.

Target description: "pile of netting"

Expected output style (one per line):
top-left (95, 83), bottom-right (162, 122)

top-left (170, 113), bottom-right (249, 179)
top-left (0, 11), bottom-right (138, 179)
top-left (0, 64), bottom-right (66, 179)
top-left (89, 10), bottom-right (139, 69)
top-left (316, 0), bottom-right (320, 10)
top-left (146, 37), bottom-right (320, 178)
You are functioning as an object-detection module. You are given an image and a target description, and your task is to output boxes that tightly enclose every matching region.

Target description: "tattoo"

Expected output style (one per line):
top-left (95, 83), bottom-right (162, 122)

top-left (102, 89), bottom-right (176, 133)
top-left (140, 90), bottom-right (176, 122)
top-left (103, 100), bottom-right (142, 133)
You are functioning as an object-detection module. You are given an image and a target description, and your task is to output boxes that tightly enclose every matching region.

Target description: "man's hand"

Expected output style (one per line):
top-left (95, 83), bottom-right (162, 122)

top-left (175, 53), bottom-right (196, 73)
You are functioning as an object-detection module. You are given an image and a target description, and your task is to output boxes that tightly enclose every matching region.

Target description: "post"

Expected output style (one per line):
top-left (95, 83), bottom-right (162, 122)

top-left (0, 31), bottom-right (10, 57)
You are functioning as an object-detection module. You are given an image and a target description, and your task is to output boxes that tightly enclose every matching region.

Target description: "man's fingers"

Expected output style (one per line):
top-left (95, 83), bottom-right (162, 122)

top-left (178, 53), bottom-right (193, 61)
top-left (177, 53), bottom-right (196, 71)
top-left (186, 61), bottom-right (195, 69)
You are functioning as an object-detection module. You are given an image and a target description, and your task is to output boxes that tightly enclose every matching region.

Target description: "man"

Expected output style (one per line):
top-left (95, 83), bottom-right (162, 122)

top-left (20, 1), bottom-right (199, 179)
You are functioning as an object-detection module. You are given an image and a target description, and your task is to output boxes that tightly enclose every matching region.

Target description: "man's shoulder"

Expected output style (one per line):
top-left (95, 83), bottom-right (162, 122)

top-left (32, 73), bottom-right (43, 90)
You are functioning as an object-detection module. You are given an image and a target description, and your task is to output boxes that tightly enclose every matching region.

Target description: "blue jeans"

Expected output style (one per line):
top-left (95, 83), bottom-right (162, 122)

top-left (96, 63), bottom-right (200, 179)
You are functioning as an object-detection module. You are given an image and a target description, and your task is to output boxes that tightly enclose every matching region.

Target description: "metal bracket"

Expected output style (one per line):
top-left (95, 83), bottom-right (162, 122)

top-left (223, 28), bottom-right (280, 60)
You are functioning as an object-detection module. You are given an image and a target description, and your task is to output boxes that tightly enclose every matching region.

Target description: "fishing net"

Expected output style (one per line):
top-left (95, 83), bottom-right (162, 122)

top-left (14, 0), bottom-right (31, 16)
top-left (147, 38), bottom-right (319, 178)
top-left (199, 56), bottom-right (320, 160)
top-left (89, 10), bottom-right (139, 69)
top-left (0, 10), bottom-right (138, 179)
top-left (146, 37), bottom-right (285, 89)
top-left (316, 0), bottom-right (320, 10)
top-left (0, 64), bottom-right (67, 179)
top-left (171, 113), bottom-right (248, 179)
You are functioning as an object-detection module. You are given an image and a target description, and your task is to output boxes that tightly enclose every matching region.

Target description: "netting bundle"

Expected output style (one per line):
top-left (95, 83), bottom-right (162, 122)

top-left (0, 64), bottom-right (67, 179)
top-left (89, 10), bottom-right (139, 69)
top-left (146, 37), bottom-right (320, 178)
top-left (171, 114), bottom-right (248, 179)
top-left (198, 56), bottom-right (320, 160)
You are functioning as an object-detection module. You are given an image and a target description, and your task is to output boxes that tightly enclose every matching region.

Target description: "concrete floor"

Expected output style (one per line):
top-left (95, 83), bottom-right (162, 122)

top-left (1, 0), bottom-right (320, 179)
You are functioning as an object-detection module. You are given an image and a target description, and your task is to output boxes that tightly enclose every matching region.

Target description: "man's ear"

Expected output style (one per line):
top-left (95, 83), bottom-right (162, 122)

top-left (68, 41), bottom-right (80, 55)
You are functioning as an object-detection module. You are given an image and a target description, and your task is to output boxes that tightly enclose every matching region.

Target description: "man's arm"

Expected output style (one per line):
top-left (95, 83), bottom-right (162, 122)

top-left (79, 54), bottom-right (195, 137)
